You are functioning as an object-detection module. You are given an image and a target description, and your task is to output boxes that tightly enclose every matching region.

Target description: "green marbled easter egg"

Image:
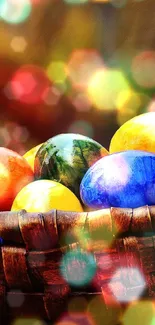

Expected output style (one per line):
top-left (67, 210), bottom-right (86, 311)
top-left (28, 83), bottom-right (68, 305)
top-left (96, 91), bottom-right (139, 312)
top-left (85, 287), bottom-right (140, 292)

top-left (34, 133), bottom-right (108, 199)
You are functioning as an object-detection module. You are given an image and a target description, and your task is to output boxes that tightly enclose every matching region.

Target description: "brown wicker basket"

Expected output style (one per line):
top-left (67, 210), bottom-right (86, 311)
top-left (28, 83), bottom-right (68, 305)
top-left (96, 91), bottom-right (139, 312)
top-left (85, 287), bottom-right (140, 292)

top-left (1, 205), bottom-right (155, 324)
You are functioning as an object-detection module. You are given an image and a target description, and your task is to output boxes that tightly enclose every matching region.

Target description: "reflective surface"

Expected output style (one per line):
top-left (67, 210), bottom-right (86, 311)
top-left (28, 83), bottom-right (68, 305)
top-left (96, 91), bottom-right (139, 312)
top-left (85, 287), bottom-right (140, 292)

top-left (34, 133), bottom-right (108, 198)
top-left (80, 150), bottom-right (155, 208)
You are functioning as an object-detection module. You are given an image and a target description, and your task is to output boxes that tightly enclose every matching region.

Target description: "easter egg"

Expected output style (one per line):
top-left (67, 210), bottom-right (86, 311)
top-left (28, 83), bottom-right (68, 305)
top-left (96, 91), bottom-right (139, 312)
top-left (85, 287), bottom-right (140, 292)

top-left (34, 133), bottom-right (108, 199)
top-left (80, 150), bottom-right (155, 209)
top-left (23, 143), bottom-right (44, 171)
top-left (11, 179), bottom-right (83, 213)
top-left (0, 147), bottom-right (34, 211)
top-left (110, 112), bottom-right (155, 154)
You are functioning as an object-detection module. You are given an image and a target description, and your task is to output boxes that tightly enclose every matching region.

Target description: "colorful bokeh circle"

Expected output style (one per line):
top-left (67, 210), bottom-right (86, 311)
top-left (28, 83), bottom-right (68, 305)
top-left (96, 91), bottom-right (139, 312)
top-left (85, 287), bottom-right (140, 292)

top-left (60, 249), bottom-right (96, 287)
top-left (9, 65), bottom-right (51, 105)
top-left (0, 0), bottom-right (32, 24)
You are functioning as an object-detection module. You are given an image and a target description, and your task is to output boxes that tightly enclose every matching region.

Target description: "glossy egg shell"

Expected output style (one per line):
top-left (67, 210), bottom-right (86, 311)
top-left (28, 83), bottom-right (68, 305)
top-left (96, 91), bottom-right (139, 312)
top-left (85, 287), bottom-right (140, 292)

top-left (34, 133), bottom-right (108, 199)
top-left (80, 150), bottom-right (155, 209)
top-left (109, 112), bottom-right (155, 154)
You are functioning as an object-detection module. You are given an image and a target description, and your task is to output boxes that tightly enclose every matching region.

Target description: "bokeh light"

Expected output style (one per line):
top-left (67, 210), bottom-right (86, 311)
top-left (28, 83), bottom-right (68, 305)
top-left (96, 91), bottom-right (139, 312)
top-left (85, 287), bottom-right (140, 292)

top-left (109, 267), bottom-right (146, 303)
top-left (12, 318), bottom-right (46, 325)
top-left (67, 49), bottom-right (105, 90)
top-left (12, 124), bottom-right (29, 143)
top-left (0, 0), bottom-right (32, 24)
top-left (87, 295), bottom-right (121, 325)
top-left (63, 0), bottom-right (88, 4)
top-left (68, 297), bottom-right (88, 314)
top-left (56, 321), bottom-right (75, 325)
top-left (116, 89), bottom-right (141, 125)
top-left (97, 253), bottom-right (112, 271)
top-left (46, 61), bottom-right (67, 86)
top-left (0, 121), bottom-right (29, 154)
top-left (42, 86), bottom-right (62, 106)
top-left (122, 301), bottom-right (155, 325)
top-left (60, 249), bottom-right (96, 287)
top-left (132, 51), bottom-right (155, 88)
top-left (87, 68), bottom-right (130, 111)
top-left (147, 98), bottom-right (155, 112)
top-left (30, 0), bottom-right (43, 4)
top-left (72, 92), bottom-right (91, 112)
top-left (68, 120), bottom-right (94, 138)
top-left (110, 0), bottom-right (127, 8)
top-left (55, 312), bottom-right (94, 325)
top-left (68, 227), bottom-right (91, 250)
top-left (91, 0), bottom-right (109, 2)
top-left (7, 290), bottom-right (25, 307)
top-left (8, 65), bottom-right (51, 105)
top-left (0, 125), bottom-right (11, 146)
top-left (10, 36), bottom-right (27, 53)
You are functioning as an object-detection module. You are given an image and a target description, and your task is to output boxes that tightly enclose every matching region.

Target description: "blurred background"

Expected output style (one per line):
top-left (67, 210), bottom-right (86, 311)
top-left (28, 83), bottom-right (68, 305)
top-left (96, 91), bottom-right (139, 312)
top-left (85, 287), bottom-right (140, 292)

top-left (0, 0), bottom-right (154, 154)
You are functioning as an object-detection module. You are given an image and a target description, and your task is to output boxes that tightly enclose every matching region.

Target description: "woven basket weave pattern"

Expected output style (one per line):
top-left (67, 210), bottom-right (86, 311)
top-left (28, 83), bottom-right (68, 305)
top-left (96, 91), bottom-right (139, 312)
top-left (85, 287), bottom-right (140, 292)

top-left (1, 205), bottom-right (155, 323)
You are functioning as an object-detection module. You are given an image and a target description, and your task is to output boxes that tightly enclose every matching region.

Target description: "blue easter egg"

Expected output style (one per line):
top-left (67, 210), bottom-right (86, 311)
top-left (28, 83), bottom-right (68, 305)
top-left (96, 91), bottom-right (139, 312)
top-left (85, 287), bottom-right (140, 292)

top-left (80, 150), bottom-right (155, 209)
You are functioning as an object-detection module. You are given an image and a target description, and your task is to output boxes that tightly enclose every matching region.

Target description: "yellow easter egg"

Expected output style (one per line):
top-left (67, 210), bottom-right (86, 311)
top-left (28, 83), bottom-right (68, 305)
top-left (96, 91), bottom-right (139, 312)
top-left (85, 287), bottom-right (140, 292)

top-left (109, 112), bottom-right (155, 154)
top-left (23, 143), bottom-right (44, 171)
top-left (11, 179), bottom-right (83, 213)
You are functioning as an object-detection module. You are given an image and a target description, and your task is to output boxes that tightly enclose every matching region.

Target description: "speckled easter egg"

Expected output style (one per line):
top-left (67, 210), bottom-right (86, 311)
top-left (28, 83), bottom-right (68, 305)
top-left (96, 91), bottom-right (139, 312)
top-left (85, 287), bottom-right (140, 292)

top-left (80, 150), bottom-right (155, 209)
top-left (34, 133), bottom-right (108, 199)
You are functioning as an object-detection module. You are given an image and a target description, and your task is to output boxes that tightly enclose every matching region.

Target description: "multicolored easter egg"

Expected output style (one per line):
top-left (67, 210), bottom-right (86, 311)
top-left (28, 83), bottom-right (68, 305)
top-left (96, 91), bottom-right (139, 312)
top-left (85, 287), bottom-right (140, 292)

top-left (110, 112), bottom-right (155, 154)
top-left (34, 133), bottom-right (108, 199)
top-left (80, 150), bottom-right (155, 209)
top-left (0, 147), bottom-right (34, 211)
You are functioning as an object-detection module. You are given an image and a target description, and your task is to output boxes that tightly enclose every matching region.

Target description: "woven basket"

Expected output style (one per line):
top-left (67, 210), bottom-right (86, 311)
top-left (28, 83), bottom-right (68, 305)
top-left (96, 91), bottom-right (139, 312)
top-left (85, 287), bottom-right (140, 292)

top-left (1, 205), bottom-right (155, 324)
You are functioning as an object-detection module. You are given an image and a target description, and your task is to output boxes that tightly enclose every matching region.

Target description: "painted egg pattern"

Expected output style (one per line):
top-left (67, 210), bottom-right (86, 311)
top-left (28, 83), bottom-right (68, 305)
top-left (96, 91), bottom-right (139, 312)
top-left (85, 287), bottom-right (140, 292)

top-left (34, 133), bottom-right (108, 199)
top-left (80, 150), bottom-right (155, 209)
